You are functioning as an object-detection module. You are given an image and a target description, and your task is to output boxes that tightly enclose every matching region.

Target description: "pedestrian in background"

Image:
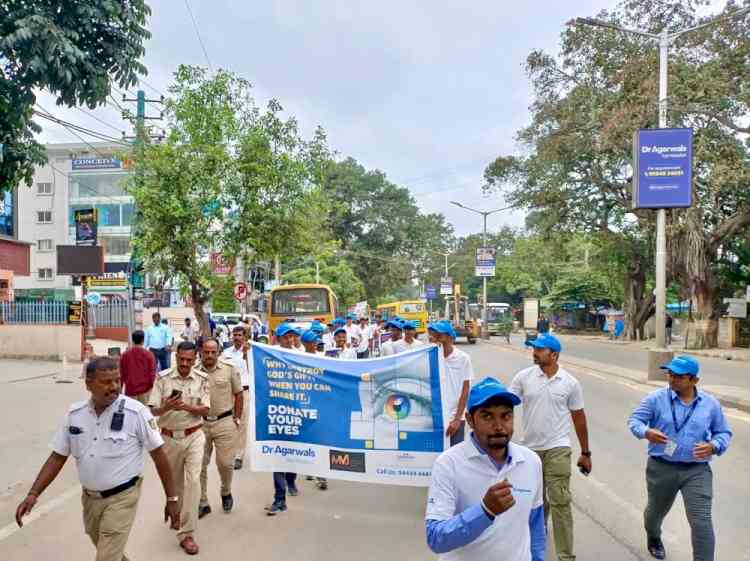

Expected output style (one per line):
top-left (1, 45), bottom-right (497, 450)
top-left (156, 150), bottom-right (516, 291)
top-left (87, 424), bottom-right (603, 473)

top-left (380, 319), bottom-right (403, 357)
top-left (17, 357), bottom-right (180, 560)
top-left (665, 314), bottom-right (674, 346)
top-left (180, 318), bottom-right (198, 343)
top-left (628, 355), bottom-right (732, 561)
top-left (161, 318), bottom-right (174, 368)
top-left (356, 316), bottom-right (371, 358)
top-left (425, 377), bottom-right (544, 561)
top-left (536, 313), bottom-right (550, 335)
top-left (145, 312), bottom-right (173, 372)
top-left (120, 329), bottom-right (157, 405)
top-left (221, 325), bottom-right (252, 470)
top-left (509, 333), bottom-right (591, 561)
top-left (149, 341), bottom-right (210, 555)
top-left (428, 320), bottom-right (473, 446)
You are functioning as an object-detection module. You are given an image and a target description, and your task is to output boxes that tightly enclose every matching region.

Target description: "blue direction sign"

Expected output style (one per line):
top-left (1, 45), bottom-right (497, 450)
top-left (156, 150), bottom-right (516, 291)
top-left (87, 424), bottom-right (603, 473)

top-left (425, 285), bottom-right (437, 300)
top-left (632, 128), bottom-right (693, 209)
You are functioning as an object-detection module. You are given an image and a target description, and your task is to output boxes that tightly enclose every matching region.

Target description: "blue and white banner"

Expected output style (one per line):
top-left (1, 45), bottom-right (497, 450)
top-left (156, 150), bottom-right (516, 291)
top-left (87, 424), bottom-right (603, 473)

top-left (250, 343), bottom-right (447, 486)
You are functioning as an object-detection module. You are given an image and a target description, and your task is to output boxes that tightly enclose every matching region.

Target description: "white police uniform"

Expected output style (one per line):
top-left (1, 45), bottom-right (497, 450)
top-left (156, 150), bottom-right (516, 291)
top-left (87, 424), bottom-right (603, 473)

top-left (50, 395), bottom-right (163, 560)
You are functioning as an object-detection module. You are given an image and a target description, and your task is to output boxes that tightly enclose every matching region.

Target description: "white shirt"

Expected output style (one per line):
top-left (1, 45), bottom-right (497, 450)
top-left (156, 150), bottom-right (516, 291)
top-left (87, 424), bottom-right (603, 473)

top-left (50, 396), bottom-right (163, 491)
top-left (344, 323), bottom-right (361, 345)
top-left (509, 365), bottom-right (585, 451)
top-left (322, 332), bottom-right (336, 352)
top-left (335, 346), bottom-right (358, 359)
top-left (221, 345), bottom-right (252, 388)
top-left (443, 347), bottom-right (475, 419)
top-left (380, 339), bottom-right (398, 356)
top-left (393, 338), bottom-right (424, 354)
top-left (356, 324), bottom-right (371, 353)
top-left (426, 439), bottom-right (543, 561)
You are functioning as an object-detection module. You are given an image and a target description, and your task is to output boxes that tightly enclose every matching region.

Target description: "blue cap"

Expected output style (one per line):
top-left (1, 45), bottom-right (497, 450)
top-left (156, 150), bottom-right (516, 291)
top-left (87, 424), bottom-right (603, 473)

top-left (428, 320), bottom-right (456, 339)
top-left (300, 330), bottom-right (321, 344)
top-left (402, 320), bottom-right (417, 330)
top-left (309, 321), bottom-right (325, 334)
top-left (346, 313), bottom-right (356, 320)
top-left (333, 327), bottom-right (347, 336)
top-left (333, 317), bottom-right (346, 327)
top-left (660, 355), bottom-right (700, 377)
top-left (525, 333), bottom-right (561, 353)
top-left (467, 377), bottom-right (521, 412)
top-left (387, 319), bottom-right (404, 330)
top-left (276, 323), bottom-right (300, 337)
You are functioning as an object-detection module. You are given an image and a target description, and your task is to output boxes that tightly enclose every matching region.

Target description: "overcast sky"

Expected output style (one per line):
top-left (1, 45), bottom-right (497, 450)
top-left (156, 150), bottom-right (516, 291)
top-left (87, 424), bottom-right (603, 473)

top-left (34, 0), bottom-right (722, 237)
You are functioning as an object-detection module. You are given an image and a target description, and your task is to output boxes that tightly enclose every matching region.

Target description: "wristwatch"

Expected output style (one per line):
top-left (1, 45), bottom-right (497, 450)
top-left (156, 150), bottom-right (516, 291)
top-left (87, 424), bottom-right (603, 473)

top-left (167, 496), bottom-right (179, 503)
top-left (581, 451), bottom-right (592, 457)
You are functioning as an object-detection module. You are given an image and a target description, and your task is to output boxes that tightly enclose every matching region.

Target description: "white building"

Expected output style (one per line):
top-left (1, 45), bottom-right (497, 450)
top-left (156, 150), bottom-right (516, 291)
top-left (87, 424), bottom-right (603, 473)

top-left (14, 142), bottom-right (133, 298)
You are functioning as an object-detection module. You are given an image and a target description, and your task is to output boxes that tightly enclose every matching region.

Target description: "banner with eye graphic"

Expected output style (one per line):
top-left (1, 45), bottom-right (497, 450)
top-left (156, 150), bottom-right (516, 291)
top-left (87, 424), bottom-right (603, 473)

top-left (250, 342), bottom-right (447, 486)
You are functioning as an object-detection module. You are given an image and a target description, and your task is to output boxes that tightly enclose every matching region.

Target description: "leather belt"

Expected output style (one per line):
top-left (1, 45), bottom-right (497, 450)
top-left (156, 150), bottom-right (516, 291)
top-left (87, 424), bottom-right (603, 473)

top-left (650, 455), bottom-right (702, 468)
top-left (242, 385), bottom-right (250, 391)
top-left (203, 410), bottom-right (233, 422)
top-left (84, 476), bottom-right (140, 499)
top-left (161, 424), bottom-right (202, 439)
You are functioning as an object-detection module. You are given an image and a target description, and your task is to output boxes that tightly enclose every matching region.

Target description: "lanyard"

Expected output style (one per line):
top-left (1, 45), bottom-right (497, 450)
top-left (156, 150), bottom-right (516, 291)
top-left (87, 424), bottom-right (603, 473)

top-left (671, 395), bottom-right (699, 434)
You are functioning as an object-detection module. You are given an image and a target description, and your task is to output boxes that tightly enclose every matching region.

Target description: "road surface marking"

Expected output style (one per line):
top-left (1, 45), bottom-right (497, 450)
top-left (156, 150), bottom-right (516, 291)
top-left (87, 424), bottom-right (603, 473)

top-left (0, 485), bottom-right (80, 543)
top-left (616, 380), bottom-right (641, 391)
top-left (578, 370), bottom-right (606, 380)
top-left (726, 412), bottom-right (750, 424)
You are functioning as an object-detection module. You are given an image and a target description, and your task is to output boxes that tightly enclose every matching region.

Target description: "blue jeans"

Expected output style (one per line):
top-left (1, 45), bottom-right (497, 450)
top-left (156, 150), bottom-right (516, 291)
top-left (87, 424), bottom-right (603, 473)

top-left (150, 348), bottom-right (169, 371)
top-left (273, 472), bottom-right (297, 504)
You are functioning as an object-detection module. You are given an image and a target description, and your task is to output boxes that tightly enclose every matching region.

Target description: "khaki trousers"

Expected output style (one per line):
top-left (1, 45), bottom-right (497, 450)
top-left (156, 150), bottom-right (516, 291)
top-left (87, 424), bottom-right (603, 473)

top-left (200, 416), bottom-right (237, 505)
top-left (536, 446), bottom-right (575, 561)
top-left (131, 391), bottom-right (150, 405)
top-left (164, 429), bottom-right (205, 541)
top-left (235, 390), bottom-right (250, 460)
top-left (81, 478), bottom-right (142, 561)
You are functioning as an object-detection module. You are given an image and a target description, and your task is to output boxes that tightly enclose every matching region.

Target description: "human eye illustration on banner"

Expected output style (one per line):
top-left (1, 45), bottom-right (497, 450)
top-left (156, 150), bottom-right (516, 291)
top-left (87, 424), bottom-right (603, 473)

top-left (250, 343), bottom-right (447, 486)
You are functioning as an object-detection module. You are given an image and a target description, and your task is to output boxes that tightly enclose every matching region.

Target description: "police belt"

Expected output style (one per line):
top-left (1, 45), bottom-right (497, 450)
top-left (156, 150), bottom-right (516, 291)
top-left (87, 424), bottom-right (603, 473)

top-left (203, 409), bottom-right (233, 422)
top-left (83, 476), bottom-right (140, 499)
top-left (161, 424), bottom-right (203, 439)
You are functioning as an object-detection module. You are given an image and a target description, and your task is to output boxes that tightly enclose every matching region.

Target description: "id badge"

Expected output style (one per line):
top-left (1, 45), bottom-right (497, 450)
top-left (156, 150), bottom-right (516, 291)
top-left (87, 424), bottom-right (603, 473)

top-left (664, 440), bottom-right (677, 457)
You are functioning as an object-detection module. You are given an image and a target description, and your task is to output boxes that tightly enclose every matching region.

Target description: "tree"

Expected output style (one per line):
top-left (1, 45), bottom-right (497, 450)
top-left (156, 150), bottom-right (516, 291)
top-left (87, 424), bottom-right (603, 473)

top-left (0, 0), bottom-right (151, 194)
top-left (128, 66), bottom-right (328, 333)
top-left (484, 0), bottom-right (750, 348)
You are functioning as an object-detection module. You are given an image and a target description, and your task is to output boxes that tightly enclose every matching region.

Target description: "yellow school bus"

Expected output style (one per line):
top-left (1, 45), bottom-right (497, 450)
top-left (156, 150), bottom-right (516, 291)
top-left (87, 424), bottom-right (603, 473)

top-left (375, 300), bottom-right (428, 334)
top-left (268, 284), bottom-right (338, 335)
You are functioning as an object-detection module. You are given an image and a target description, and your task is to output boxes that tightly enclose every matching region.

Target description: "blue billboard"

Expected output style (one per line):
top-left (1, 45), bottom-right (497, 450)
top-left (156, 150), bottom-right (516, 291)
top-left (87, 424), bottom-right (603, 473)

top-left (632, 128), bottom-right (693, 209)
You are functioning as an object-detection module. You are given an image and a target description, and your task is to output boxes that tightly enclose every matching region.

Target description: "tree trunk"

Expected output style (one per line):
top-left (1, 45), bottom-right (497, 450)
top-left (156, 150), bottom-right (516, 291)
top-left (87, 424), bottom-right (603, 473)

top-left (685, 280), bottom-right (718, 349)
top-left (623, 256), bottom-right (653, 340)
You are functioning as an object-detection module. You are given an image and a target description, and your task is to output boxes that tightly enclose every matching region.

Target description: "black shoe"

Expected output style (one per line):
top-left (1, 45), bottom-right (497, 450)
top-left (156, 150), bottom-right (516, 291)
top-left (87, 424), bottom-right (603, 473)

top-left (306, 475), bottom-right (315, 481)
top-left (647, 537), bottom-right (666, 560)
top-left (234, 459), bottom-right (243, 470)
top-left (198, 504), bottom-right (211, 519)
top-left (222, 494), bottom-right (233, 513)
top-left (288, 486), bottom-right (299, 497)
top-left (317, 480), bottom-right (328, 491)
top-left (265, 502), bottom-right (287, 516)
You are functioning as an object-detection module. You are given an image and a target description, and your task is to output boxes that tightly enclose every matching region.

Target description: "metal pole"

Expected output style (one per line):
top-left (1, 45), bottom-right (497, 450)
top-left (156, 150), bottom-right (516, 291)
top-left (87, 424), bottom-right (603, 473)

top-left (274, 254), bottom-right (281, 283)
top-left (481, 213), bottom-right (489, 339)
top-left (654, 31), bottom-right (669, 350)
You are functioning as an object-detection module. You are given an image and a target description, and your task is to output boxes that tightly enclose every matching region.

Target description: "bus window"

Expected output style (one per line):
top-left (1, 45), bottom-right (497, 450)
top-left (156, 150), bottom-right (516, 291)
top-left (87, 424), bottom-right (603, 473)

top-left (400, 302), bottom-right (424, 313)
top-left (272, 288), bottom-right (330, 315)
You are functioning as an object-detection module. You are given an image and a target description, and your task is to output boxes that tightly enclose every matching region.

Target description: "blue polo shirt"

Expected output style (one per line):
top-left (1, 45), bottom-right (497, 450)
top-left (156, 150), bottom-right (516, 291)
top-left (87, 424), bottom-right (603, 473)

top-left (144, 323), bottom-right (173, 350)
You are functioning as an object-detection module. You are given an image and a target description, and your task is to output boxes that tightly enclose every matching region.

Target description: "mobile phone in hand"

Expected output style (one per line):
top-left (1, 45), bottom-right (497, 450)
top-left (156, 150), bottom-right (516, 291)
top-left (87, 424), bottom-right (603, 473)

top-left (579, 466), bottom-right (590, 476)
top-left (170, 390), bottom-right (182, 399)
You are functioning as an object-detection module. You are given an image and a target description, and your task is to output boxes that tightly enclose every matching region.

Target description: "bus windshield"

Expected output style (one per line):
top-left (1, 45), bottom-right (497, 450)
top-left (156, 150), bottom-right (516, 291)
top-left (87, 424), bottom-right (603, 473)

top-left (400, 302), bottom-right (425, 313)
top-left (272, 288), bottom-right (330, 315)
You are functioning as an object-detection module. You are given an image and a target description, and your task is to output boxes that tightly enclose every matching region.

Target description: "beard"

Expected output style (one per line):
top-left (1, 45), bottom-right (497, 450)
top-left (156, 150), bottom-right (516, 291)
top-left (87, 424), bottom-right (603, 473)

top-left (485, 433), bottom-right (510, 450)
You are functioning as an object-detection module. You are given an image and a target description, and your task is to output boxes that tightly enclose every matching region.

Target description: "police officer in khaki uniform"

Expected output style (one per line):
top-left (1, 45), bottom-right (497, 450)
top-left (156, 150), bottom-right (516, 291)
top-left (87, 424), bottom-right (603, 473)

top-left (149, 341), bottom-right (210, 556)
top-left (15, 357), bottom-right (180, 561)
top-left (196, 338), bottom-right (243, 518)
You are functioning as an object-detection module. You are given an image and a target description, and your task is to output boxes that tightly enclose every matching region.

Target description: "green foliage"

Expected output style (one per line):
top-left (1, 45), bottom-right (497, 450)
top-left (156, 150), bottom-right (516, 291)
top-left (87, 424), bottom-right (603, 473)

top-left (211, 275), bottom-right (235, 313)
top-left (545, 269), bottom-right (613, 310)
top-left (283, 257), bottom-right (366, 310)
top-left (0, 0), bottom-right (151, 194)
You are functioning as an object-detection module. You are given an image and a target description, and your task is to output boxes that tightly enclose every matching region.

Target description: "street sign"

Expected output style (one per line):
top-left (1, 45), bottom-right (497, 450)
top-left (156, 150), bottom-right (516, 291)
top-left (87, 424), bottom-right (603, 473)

top-left (632, 128), bottom-right (693, 208)
top-left (210, 252), bottom-right (234, 275)
top-left (425, 285), bottom-right (437, 300)
top-left (475, 247), bottom-right (496, 277)
top-left (234, 282), bottom-right (248, 301)
top-left (86, 273), bottom-right (128, 293)
top-left (440, 277), bottom-right (453, 295)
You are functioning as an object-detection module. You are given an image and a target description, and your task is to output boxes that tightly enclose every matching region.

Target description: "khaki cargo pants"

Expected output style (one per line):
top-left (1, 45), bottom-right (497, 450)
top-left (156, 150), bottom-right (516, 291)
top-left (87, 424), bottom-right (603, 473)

top-left (536, 446), bottom-right (575, 561)
top-left (164, 429), bottom-right (205, 542)
top-left (81, 478), bottom-right (142, 561)
top-left (200, 416), bottom-right (237, 505)
top-left (235, 390), bottom-right (250, 461)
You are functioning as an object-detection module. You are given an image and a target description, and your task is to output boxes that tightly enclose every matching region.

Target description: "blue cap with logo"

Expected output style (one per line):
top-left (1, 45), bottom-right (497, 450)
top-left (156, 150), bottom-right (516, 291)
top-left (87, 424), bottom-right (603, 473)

top-left (346, 313), bottom-right (356, 320)
top-left (660, 355), bottom-right (700, 377)
top-left (333, 327), bottom-right (347, 336)
top-left (467, 377), bottom-right (521, 412)
top-left (428, 320), bottom-right (456, 339)
top-left (402, 320), bottom-right (417, 331)
top-left (309, 320), bottom-right (325, 334)
top-left (275, 323), bottom-right (300, 338)
top-left (524, 333), bottom-right (562, 353)
top-left (387, 319), bottom-right (404, 330)
top-left (333, 317), bottom-right (346, 327)
top-left (300, 330), bottom-right (321, 344)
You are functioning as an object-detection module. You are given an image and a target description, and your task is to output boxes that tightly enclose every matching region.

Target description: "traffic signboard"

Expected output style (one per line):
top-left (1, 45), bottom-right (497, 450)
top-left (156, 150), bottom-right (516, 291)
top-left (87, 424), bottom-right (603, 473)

top-left (632, 128), bottom-right (693, 208)
top-left (425, 285), bottom-right (437, 300)
top-left (475, 247), bottom-right (496, 277)
top-left (440, 277), bottom-right (452, 296)
top-left (234, 282), bottom-right (248, 301)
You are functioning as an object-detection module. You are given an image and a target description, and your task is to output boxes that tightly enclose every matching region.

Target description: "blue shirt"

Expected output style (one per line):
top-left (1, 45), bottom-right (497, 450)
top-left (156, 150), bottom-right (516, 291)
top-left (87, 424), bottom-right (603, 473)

top-left (144, 323), bottom-right (173, 350)
top-left (628, 387), bottom-right (732, 463)
top-left (425, 435), bottom-right (545, 560)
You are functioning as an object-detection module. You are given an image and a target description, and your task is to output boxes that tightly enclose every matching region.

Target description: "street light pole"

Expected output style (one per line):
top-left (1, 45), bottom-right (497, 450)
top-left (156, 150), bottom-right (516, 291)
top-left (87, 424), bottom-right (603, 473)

top-left (451, 201), bottom-right (513, 340)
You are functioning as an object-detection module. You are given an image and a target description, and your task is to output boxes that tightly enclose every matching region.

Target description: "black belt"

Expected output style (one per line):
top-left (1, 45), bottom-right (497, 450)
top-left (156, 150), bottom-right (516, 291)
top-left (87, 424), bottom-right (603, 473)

top-left (86, 476), bottom-right (140, 499)
top-left (242, 385), bottom-right (249, 391)
top-left (650, 455), bottom-right (702, 468)
top-left (203, 409), bottom-right (233, 422)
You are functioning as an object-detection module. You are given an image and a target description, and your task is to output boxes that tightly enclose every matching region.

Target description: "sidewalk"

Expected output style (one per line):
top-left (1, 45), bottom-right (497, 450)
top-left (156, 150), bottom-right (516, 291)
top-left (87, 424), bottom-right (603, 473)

top-left (488, 337), bottom-right (750, 414)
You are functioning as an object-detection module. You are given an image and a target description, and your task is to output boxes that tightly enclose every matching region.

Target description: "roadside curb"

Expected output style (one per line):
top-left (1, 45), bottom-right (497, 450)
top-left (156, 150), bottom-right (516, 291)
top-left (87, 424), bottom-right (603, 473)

top-left (483, 339), bottom-right (750, 415)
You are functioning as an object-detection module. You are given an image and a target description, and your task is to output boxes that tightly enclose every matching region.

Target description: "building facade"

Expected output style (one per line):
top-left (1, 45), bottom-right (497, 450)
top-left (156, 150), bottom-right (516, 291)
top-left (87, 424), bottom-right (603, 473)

top-left (14, 142), bottom-right (133, 299)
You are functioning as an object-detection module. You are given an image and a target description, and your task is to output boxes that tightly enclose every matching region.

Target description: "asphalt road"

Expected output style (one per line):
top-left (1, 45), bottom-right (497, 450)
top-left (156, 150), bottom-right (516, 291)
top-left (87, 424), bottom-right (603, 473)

top-left (1, 344), bottom-right (747, 560)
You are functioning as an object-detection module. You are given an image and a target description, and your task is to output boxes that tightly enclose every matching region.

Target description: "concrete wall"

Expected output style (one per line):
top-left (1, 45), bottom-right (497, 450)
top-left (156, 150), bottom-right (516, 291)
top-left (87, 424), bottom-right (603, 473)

top-left (0, 324), bottom-right (82, 360)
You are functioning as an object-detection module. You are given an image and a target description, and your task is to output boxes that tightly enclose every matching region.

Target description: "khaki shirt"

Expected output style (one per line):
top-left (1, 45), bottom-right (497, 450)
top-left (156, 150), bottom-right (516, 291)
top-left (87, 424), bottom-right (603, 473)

top-left (195, 360), bottom-right (242, 417)
top-left (148, 368), bottom-right (210, 430)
